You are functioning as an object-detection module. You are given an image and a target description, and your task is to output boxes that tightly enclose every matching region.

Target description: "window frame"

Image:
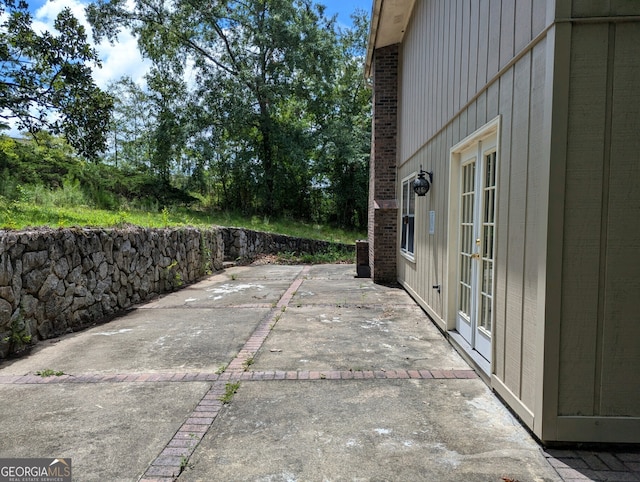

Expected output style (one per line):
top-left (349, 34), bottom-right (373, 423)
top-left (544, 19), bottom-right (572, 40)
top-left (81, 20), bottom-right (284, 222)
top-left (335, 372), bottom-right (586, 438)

top-left (400, 173), bottom-right (417, 260)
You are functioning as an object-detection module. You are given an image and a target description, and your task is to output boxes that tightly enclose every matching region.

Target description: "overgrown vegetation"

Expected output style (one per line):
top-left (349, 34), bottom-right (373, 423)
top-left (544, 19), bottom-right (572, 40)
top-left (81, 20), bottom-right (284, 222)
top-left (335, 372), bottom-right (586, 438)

top-left (1, 0), bottom-right (372, 237)
top-left (275, 245), bottom-right (355, 264)
top-left (2, 315), bottom-right (32, 354)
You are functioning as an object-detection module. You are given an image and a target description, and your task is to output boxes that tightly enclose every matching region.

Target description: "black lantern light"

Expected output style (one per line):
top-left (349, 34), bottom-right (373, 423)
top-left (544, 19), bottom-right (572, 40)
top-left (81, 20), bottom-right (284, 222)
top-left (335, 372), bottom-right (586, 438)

top-left (413, 166), bottom-right (433, 196)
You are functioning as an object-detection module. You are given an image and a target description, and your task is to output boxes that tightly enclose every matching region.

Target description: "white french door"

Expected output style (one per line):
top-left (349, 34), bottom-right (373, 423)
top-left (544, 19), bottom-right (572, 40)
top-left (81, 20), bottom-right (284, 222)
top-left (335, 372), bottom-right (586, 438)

top-left (455, 135), bottom-right (497, 363)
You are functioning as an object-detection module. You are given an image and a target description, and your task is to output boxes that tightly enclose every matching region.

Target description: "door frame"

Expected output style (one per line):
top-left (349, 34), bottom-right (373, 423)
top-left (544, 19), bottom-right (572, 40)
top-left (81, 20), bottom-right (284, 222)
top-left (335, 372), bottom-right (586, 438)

top-left (446, 116), bottom-right (501, 375)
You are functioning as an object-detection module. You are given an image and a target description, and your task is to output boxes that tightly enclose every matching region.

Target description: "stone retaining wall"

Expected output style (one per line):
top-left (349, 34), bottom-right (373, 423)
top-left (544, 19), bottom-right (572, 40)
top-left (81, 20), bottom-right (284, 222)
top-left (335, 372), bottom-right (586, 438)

top-left (220, 227), bottom-right (353, 261)
top-left (0, 227), bottom-right (223, 358)
top-left (0, 226), bottom-right (354, 358)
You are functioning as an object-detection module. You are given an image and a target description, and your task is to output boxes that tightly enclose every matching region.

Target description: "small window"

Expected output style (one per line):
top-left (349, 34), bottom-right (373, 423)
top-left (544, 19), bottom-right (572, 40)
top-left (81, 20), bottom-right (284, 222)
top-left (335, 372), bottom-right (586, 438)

top-left (400, 176), bottom-right (415, 257)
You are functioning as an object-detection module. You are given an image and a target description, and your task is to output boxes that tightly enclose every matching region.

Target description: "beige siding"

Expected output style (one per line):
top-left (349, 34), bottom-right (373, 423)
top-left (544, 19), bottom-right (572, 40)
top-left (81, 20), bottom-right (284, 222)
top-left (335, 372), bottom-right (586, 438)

top-left (572, 0), bottom-right (640, 17)
top-left (559, 23), bottom-right (640, 417)
top-left (561, 21), bottom-right (640, 418)
top-left (600, 23), bottom-right (640, 416)
top-left (396, 0), bottom-right (550, 417)
top-left (399, 0), bottom-right (550, 162)
top-left (494, 67), bottom-right (514, 382)
top-left (559, 24), bottom-right (608, 417)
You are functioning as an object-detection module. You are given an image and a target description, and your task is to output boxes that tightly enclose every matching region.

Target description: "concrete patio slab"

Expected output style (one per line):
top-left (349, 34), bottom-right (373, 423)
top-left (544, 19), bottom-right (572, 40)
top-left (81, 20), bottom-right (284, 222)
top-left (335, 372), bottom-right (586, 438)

top-left (291, 278), bottom-right (416, 306)
top-left (180, 380), bottom-right (559, 482)
top-left (0, 306), bottom-right (269, 375)
top-left (0, 382), bottom-right (209, 482)
top-left (257, 304), bottom-right (468, 371)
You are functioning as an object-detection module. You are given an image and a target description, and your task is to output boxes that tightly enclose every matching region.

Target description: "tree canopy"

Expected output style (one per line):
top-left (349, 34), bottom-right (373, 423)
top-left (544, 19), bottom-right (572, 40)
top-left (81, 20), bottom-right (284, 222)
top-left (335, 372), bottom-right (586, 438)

top-left (88, 0), bottom-right (371, 227)
top-left (0, 0), bottom-right (112, 159)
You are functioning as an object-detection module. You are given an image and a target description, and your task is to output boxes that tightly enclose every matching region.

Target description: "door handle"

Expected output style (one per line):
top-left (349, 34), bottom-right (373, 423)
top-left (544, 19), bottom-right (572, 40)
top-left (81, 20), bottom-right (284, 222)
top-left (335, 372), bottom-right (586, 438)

top-left (471, 253), bottom-right (480, 259)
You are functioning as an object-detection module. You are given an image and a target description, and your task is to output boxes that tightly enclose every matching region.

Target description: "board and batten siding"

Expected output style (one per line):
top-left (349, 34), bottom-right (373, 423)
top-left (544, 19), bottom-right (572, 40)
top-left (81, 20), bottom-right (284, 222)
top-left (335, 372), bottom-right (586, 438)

top-left (395, 0), bottom-right (552, 426)
top-left (559, 21), bottom-right (640, 421)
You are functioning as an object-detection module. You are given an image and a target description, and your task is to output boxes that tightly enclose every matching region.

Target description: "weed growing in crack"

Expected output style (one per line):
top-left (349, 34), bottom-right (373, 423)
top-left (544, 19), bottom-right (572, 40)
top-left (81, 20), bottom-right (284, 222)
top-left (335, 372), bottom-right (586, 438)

top-left (219, 382), bottom-right (241, 404)
top-left (36, 369), bottom-right (65, 377)
top-left (242, 356), bottom-right (254, 371)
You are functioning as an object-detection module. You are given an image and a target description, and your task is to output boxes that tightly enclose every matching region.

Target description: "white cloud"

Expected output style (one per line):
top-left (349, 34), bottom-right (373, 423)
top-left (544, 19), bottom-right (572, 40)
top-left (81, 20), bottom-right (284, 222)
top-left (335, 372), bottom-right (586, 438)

top-left (33, 0), bottom-right (151, 88)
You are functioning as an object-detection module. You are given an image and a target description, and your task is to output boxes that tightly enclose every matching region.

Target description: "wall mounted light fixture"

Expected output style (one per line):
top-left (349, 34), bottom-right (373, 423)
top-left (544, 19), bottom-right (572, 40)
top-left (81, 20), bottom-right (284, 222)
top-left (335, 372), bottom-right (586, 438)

top-left (413, 166), bottom-right (433, 196)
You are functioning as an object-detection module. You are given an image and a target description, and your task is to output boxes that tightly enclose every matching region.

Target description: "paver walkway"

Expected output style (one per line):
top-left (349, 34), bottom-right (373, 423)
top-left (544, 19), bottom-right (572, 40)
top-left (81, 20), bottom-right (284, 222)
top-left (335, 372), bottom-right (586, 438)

top-left (0, 264), bottom-right (637, 481)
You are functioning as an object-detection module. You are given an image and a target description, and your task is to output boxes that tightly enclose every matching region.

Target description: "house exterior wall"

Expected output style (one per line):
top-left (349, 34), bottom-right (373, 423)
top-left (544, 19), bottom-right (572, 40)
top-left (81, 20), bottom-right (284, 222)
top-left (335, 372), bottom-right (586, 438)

top-left (377, 0), bottom-right (640, 443)
top-left (554, 11), bottom-right (640, 441)
top-left (395, 0), bottom-right (552, 429)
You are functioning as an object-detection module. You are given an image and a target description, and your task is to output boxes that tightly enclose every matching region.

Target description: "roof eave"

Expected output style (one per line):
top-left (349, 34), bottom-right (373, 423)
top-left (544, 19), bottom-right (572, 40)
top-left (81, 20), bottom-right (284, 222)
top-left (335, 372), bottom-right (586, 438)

top-left (364, 0), bottom-right (416, 81)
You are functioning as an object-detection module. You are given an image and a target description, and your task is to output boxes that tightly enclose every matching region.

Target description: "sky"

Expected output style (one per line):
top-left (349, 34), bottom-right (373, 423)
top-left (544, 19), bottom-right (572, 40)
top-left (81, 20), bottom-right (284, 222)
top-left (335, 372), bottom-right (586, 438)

top-left (24, 0), bottom-right (373, 90)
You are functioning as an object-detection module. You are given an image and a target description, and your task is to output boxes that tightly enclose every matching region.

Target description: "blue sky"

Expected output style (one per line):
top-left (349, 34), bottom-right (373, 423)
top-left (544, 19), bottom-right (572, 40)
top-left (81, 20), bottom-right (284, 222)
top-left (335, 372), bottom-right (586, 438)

top-left (22, 0), bottom-right (373, 89)
top-left (321, 0), bottom-right (372, 26)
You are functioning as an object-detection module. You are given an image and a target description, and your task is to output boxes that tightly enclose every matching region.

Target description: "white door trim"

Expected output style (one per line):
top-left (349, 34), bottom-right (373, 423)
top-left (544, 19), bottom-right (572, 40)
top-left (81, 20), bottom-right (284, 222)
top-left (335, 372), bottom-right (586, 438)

top-left (446, 116), bottom-right (501, 373)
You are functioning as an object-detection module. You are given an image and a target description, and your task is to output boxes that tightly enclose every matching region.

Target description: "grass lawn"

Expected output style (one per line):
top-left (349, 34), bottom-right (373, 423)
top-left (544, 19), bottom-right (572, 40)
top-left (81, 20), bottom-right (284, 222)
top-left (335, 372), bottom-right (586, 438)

top-left (0, 202), bottom-right (365, 246)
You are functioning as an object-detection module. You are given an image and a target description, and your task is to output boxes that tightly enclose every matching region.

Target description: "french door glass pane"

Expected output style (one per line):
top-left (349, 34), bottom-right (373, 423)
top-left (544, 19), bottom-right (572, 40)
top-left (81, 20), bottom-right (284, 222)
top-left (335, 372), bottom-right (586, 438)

top-left (458, 161), bottom-right (475, 318)
top-left (479, 151), bottom-right (496, 334)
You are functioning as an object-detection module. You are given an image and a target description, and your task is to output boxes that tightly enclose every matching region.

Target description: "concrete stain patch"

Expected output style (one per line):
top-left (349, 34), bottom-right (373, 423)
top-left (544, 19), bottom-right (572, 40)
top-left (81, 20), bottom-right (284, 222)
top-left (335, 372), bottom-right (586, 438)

top-left (143, 279), bottom-right (292, 307)
top-left (92, 328), bottom-right (133, 336)
top-left (181, 380), bottom-right (560, 482)
top-left (206, 282), bottom-right (266, 300)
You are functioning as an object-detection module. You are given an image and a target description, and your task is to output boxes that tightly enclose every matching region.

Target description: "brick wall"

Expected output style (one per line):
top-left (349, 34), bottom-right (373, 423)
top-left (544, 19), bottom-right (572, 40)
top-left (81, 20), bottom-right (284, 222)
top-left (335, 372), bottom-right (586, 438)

top-left (368, 44), bottom-right (399, 284)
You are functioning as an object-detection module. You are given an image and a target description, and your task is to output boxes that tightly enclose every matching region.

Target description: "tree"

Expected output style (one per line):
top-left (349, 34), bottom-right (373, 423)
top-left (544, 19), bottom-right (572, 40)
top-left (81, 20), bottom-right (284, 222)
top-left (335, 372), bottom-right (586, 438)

top-left (0, 0), bottom-right (112, 159)
top-left (105, 76), bottom-right (155, 168)
top-left (87, 0), bottom-right (340, 215)
top-left (312, 11), bottom-right (371, 228)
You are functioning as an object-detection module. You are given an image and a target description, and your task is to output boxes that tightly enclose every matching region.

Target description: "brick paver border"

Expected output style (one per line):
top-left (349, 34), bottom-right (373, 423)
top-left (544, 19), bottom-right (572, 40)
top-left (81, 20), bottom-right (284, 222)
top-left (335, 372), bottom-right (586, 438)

top-left (543, 449), bottom-right (640, 482)
top-left (0, 368), bottom-right (478, 386)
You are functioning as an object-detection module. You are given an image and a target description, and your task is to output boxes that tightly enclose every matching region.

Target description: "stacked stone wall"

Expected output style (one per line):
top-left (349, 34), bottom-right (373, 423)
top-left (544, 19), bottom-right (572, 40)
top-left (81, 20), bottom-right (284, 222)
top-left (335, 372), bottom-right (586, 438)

top-left (0, 227), bottom-right (223, 358)
top-left (0, 226), bottom-right (354, 358)
top-left (220, 227), bottom-right (353, 261)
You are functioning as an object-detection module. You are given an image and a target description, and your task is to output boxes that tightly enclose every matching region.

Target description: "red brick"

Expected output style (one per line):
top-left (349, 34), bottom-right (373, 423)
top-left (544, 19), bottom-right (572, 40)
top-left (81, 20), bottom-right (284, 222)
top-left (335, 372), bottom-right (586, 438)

top-left (168, 438), bottom-right (198, 448)
top-left (161, 447), bottom-right (192, 457)
top-left (174, 430), bottom-right (203, 441)
top-left (181, 424), bottom-right (209, 433)
top-left (408, 370), bottom-right (421, 379)
top-left (186, 417), bottom-right (214, 425)
top-left (144, 466), bottom-right (179, 477)
top-left (151, 455), bottom-right (183, 466)
top-left (191, 411), bottom-right (218, 418)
